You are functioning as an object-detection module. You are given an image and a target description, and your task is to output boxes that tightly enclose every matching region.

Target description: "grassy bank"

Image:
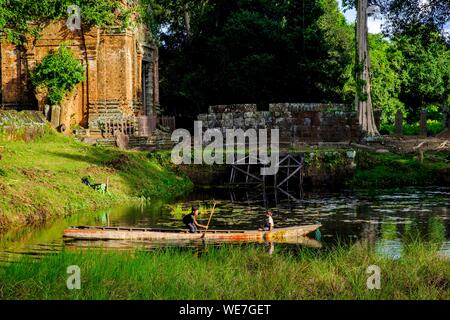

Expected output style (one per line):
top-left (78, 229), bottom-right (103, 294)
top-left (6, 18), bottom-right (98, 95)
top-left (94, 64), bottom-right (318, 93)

top-left (0, 131), bottom-right (193, 232)
top-left (353, 151), bottom-right (449, 187)
top-left (0, 242), bottom-right (448, 299)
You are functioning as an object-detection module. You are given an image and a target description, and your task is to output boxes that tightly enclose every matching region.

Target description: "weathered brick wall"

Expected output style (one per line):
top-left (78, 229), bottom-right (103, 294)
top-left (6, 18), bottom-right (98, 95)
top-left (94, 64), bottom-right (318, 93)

top-left (198, 103), bottom-right (361, 143)
top-left (0, 20), bottom-right (159, 135)
top-left (0, 43), bottom-right (36, 109)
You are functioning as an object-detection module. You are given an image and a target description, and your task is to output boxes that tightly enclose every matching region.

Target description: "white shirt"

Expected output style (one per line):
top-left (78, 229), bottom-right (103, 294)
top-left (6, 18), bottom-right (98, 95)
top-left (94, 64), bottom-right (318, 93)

top-left (268, 216), bottom-right (274, 226)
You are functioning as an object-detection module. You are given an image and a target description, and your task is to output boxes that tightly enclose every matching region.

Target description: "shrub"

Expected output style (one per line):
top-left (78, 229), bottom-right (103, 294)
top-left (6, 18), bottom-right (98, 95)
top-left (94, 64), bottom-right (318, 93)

top-left (403, 122), bottom-right (420, 135)
top-left (426, 120), bottom-right (445, 136)
top-left (31, 45), bottom-right (85, 106)
top-left (380, 120), bottom-right (445, 136)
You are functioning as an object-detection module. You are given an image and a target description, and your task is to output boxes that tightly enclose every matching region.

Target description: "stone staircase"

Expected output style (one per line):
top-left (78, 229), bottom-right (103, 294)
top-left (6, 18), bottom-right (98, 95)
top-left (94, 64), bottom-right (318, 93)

top-left (92, 129), bottom-right (174, 150)
top-left (87, 102), bottom-right (133, 136)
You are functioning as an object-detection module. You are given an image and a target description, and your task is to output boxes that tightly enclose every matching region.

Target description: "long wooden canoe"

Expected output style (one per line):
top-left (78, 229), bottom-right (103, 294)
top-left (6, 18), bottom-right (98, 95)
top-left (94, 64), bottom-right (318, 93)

top-left (63, 224), bottom-right (321, 243)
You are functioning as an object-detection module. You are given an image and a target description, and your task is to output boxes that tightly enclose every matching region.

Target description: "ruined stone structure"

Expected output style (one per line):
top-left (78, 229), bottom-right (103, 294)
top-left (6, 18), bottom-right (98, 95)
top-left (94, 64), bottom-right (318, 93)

top-left (198, 103), bottom-right (361, 144)
top-left (0, 7), bottom-right (159, 138)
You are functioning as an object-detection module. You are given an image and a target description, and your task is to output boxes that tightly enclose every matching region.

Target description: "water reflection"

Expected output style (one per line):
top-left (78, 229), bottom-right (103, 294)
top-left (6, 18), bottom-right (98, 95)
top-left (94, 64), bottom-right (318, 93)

top-left (0, 186), bottom-right (449, 264)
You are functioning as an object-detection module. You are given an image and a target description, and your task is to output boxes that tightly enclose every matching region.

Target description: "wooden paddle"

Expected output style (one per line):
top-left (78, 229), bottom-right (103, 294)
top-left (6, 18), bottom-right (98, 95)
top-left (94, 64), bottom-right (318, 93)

top-left (201, 201), bottom-right (216, 239)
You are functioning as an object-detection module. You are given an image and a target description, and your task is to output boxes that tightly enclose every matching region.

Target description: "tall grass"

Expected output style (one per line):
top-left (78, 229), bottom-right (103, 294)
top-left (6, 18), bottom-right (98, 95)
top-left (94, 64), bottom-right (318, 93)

top-left (0, 242), bottom-right (448, 300)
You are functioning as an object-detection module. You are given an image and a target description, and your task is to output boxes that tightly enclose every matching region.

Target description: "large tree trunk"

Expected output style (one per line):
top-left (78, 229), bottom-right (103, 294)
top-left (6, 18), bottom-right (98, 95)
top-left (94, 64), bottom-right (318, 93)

top-left (356, 0), bottom-right (379, 136)
top-left (184, 3), bottom-right (193, 40)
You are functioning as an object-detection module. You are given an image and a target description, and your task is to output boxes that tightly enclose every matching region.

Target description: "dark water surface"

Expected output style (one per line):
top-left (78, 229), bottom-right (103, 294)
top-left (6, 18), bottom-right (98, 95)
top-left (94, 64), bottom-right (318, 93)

top-left (0, 186), bottom-right (449, 263)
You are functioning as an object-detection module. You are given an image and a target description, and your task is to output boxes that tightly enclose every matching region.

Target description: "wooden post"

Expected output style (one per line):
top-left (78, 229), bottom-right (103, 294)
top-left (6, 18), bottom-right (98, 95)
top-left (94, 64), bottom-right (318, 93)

top-left (286, 155), bottom-right (291, 190)
top-left (44, 105), bottom-right (51, 121)
top-left (395, 110), bottom-right (403, 137)
top-left (229, 166), bottom-right (235, 184)
top-left (273, 168), bottom-right (277, 188)
top-left (262, 172), bottom-right (266, 188)
top-left (420, 109), bottom-right (427, 138)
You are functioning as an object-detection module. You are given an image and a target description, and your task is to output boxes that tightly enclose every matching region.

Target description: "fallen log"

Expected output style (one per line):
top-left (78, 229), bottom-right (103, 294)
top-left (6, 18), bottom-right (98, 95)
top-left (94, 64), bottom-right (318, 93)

top-left (349, 142), bottom-right (378, 151)
top-left (437, 140), bottom-right (448, 150)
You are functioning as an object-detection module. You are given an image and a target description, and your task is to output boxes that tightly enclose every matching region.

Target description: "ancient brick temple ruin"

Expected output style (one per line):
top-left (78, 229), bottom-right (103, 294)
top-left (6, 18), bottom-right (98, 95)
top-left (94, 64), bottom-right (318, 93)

top-left (0, 8), bottom-right (164, 144)
top-left (198, 103), bottom-right (362, 145)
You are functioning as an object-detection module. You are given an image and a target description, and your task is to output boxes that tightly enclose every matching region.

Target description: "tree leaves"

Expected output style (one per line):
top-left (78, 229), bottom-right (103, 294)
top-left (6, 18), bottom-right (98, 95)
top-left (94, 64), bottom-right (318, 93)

top-left (31, 45), bottom-right (85, 106)
top-left (157, 0), bottom-right (354, 116)
top-left (0, 0), bottom-right (133, 45)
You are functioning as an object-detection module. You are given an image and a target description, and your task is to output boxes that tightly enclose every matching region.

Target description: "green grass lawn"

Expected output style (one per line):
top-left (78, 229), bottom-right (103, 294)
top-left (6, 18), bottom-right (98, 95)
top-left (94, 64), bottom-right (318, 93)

top-left (0, 242), bottom-right (448, 300)
top-left (0, 131), bottom-right (193, 231)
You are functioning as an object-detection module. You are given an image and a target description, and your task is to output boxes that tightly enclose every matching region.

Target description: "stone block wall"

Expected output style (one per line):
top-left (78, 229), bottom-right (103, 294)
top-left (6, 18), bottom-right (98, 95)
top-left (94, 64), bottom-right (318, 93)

top-left (0, 110), bottom-right (47, 141)
top-left (198, 103), bottom-right (361, 143)
top-left (209, 104), bottom-right (257, 114)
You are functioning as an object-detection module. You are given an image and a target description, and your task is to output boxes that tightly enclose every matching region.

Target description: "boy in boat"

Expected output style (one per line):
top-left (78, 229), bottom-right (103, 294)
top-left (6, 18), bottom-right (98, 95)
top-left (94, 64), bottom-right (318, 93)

top-left (183, 206), bottom-right (208, 233)
top-left (259, 211), bottom-right (274, 231)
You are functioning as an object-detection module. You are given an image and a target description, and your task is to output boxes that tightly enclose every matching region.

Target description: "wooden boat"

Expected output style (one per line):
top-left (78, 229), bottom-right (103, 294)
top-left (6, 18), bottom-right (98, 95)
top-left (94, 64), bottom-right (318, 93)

top-left (63, 224), bottom-right (322, 244)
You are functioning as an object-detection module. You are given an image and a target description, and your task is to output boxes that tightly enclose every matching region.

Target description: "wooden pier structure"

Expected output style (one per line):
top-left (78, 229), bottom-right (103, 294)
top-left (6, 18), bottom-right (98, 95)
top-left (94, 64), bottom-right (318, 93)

top-left (229, 152), bottom-right (305, 190)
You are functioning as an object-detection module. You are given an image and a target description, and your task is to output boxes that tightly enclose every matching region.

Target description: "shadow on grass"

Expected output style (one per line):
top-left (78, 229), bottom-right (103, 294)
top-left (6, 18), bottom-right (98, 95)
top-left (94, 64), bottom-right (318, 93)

top-left (47, 147), bottom-right (192, 201)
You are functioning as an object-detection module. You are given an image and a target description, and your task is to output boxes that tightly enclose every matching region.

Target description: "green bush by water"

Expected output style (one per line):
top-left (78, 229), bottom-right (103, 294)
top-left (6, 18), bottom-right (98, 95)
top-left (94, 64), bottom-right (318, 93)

top-left (353, 151), bottom-right (449, 187)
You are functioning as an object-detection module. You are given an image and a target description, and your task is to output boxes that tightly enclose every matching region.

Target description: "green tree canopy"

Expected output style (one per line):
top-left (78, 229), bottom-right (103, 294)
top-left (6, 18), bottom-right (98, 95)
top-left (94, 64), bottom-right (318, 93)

top-left (155, 0), bottom-right (354, 117)
top-left (344, 33), bottom-right (406, 125)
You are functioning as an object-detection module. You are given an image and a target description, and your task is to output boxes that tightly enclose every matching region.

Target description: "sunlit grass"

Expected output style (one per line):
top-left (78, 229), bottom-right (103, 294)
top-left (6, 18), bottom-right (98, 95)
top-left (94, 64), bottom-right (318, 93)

top-left (0, 131), bottom-right (193, 231)
top-left (0, 241), bottom-right (448, 300)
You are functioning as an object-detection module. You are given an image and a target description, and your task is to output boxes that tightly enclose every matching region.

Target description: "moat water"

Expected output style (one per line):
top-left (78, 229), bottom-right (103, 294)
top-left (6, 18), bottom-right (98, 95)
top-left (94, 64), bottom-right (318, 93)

top-left (0, 186), bottom-right (449, 264)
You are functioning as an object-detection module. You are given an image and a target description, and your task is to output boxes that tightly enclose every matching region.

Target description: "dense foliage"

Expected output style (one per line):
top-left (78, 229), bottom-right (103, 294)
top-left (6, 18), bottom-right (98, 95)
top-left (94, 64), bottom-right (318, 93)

top-left (342, 0), bottom-right (450, 41)
top-left (345, 30), bottom-right (450, 126)
top-left (1, 0), bottom-right (449, 130)
top-left (31, 45), bottom-right (85, 105)
top-left (152, 0), bottom-right (354, 119)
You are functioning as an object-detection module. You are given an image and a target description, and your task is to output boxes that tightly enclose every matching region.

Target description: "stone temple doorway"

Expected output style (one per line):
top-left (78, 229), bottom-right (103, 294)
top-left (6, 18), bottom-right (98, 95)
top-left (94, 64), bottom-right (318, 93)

top-left (142, 61), bottom-right (153, 116)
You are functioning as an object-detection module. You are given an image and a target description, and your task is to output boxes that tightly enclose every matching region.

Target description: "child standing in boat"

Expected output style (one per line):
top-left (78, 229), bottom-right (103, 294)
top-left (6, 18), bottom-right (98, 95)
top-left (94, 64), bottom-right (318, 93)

top-left (259, 211), bottom-right (274, 231)
top-left (183, 206), bottom-right (208, 233)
